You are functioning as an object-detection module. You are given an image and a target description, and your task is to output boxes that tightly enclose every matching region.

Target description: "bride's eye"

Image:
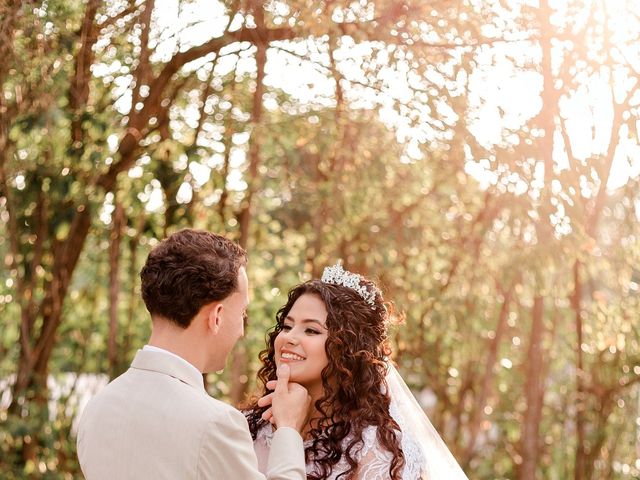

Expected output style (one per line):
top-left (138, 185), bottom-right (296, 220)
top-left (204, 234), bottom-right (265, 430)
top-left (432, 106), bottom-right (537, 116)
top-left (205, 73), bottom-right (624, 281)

top-left (305, 328), bottom-right (320, 335)
top-left (281, 324), bottom-right (292, 331)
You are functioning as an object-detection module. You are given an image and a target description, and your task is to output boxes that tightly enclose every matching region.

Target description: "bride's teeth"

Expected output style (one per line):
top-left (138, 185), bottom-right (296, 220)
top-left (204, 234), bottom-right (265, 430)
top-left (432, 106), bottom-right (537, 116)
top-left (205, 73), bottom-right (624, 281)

top-left (281, 352), bottom-right (304, 360)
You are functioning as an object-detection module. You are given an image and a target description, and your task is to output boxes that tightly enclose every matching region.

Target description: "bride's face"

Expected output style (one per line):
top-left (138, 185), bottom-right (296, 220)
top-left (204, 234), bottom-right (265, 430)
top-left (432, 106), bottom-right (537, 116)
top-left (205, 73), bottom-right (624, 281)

top-left (274, 293), bottom-right (329, 399)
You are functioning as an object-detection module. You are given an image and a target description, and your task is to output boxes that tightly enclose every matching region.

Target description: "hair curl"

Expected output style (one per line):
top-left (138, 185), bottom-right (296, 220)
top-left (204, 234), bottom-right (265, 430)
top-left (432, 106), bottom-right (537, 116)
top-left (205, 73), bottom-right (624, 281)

top-left (245, 278), bottom-right (404, 479)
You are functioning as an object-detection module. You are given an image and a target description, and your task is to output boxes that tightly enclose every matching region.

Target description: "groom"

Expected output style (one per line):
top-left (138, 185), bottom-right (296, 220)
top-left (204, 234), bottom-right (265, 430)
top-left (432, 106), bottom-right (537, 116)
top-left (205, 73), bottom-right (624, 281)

top-left (77, 229), bottom-right (310, 479)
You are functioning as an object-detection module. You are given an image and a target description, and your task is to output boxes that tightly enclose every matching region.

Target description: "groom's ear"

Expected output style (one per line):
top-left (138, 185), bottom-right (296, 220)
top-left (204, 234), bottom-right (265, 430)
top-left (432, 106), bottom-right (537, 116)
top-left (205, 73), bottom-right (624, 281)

top-left (206, 303), bottom-right (224, 335)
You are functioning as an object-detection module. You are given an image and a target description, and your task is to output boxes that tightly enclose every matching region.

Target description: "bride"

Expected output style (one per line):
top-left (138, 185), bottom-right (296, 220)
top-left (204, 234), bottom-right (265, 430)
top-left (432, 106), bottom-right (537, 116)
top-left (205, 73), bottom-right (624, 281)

top-left (244, 262), bottom-right (469, 479)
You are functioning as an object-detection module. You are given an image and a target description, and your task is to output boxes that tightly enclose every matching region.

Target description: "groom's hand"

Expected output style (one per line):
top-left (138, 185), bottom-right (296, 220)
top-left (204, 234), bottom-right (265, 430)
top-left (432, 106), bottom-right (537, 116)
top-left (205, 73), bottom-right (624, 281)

top-left (259, 364), bottom-right (311, 433)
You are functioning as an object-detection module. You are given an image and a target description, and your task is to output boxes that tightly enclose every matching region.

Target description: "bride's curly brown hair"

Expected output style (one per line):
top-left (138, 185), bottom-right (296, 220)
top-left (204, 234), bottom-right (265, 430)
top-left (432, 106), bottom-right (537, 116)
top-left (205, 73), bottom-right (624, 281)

top-left (245, 278), bottom-right (405, 480)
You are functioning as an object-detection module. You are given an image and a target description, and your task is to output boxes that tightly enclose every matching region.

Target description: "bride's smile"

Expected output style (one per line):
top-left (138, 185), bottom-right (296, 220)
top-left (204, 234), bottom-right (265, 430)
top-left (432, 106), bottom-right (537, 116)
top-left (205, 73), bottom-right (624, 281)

top-left (280, 350), bottom-right (306, 361)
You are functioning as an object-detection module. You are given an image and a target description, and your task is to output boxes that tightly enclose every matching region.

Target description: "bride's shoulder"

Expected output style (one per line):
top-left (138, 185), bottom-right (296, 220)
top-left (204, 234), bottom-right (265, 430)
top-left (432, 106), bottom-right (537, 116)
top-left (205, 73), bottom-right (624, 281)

top-left (357, 424), bottom-right (398, 456)
top-left (360, 423), bottom-right (401, 440)
top-left (360, 424), bottom-right (380, 443)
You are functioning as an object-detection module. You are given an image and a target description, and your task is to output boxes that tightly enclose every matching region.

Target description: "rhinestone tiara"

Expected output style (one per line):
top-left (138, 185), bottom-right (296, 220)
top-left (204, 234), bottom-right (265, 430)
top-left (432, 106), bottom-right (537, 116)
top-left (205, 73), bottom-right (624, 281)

top-left (321, 262), bottom-right (377, 308)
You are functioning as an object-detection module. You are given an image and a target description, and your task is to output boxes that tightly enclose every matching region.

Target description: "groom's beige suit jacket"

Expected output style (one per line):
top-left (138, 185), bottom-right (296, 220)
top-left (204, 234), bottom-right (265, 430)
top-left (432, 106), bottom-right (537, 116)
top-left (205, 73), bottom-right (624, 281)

top-left (77, 349), bottom-right (305, 479)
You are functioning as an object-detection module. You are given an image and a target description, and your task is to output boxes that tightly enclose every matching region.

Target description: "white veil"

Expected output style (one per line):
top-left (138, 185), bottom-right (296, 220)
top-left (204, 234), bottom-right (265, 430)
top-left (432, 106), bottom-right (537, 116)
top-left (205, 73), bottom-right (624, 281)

top-left (386, 363), bottom-right (469, 479)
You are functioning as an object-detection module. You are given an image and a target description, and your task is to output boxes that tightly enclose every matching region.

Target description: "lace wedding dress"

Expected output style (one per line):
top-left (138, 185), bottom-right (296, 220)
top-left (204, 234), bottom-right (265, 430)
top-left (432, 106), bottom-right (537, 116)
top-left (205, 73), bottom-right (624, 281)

top-left (252, 365), bottom-right (468, 479)
top-left (253, 423), bottom-right (401, 479)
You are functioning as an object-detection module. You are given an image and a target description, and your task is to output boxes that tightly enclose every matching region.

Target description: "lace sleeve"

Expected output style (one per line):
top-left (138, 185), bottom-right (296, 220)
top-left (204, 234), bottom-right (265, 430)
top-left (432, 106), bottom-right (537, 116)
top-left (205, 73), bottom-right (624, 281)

top-left (251, 423), bottom-right (274, 474)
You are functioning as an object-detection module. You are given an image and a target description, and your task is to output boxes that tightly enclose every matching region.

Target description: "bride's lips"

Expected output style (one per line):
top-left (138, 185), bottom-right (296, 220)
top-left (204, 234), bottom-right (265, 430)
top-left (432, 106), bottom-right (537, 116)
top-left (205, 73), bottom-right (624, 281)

top-left (279, 349), bottom-right (306, 363)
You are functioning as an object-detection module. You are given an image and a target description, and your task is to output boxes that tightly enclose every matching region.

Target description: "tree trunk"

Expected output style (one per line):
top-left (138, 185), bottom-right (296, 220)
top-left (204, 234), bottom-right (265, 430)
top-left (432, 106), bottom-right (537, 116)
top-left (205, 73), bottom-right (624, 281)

top-left (236, 48), bottom-right (266, 248)
top-left (572, 260), bottom-right (586, 479)
top-left (519, 294), bottom-right (546, 480)
top-left (11, 205), bottom-right (93, 409)
top-left (108, 199), bottom-right (126, 378)
top-left (230, 3), bottom-right (267, 406)
top-left (463, 282), bottom-right (514, 466)
top-left (517, 3), bottom-right (557, 475)
top-left (69, 0), bottom-right (101, 158)
top-left (122, 213), bottom-right (146, 362)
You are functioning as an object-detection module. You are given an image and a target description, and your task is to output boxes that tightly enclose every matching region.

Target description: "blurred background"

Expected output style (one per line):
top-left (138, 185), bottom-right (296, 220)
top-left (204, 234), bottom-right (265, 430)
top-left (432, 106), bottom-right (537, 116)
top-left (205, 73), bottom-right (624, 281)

top-left (1, 0), bottom-right (639, 478)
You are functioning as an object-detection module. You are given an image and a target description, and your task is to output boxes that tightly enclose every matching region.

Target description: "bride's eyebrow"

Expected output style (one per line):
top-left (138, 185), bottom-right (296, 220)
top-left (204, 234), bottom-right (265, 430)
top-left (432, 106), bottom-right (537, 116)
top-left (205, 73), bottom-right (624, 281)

top-left (284, 316), bottom-right (327, 328)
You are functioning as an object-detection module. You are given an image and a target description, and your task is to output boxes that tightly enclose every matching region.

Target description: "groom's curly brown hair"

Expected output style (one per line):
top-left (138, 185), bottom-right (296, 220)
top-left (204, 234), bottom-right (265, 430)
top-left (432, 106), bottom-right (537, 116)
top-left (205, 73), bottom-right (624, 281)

top-left (245, 278), bottom-right (405, 480)
top-left (140, 229), bottom-right (246, 327)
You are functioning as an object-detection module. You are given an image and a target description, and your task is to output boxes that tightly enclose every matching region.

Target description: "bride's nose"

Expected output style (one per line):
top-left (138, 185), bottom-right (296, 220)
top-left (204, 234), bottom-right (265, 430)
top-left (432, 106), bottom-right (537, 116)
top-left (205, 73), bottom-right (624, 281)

top-left (281, 329), bottom-right (300, 345)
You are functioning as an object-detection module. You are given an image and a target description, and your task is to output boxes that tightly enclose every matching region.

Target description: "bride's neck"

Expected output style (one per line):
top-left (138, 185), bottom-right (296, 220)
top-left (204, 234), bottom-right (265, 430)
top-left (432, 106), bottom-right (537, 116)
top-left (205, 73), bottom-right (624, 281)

top-left (301, 415), bottom-right (320, 441)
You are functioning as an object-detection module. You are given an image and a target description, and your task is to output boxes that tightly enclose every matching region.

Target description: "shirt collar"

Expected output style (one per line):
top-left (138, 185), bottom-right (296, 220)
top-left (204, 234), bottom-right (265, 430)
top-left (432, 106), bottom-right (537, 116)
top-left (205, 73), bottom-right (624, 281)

top-left (133, 345), bottom-right (204, 390)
